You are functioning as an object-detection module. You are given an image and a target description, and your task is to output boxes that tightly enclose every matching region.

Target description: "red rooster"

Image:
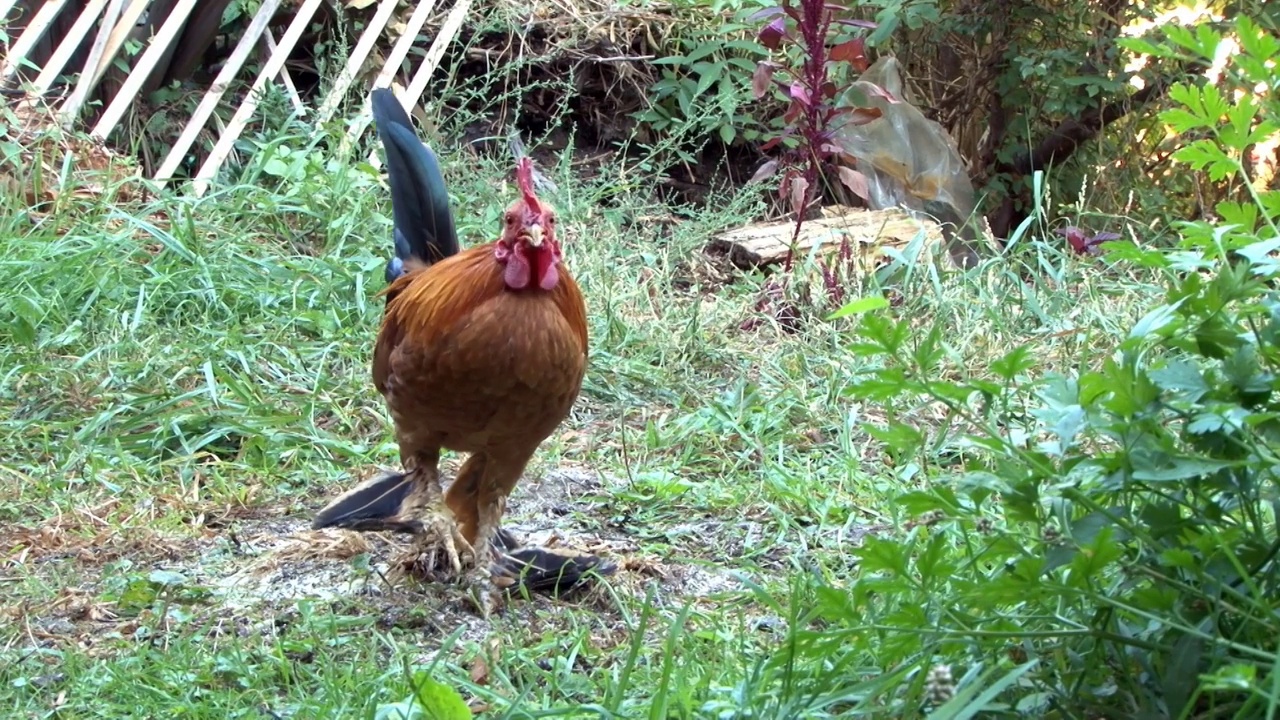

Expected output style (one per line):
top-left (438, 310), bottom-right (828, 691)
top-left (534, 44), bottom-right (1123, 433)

top-left (312, 89), bottom-right (610, 603)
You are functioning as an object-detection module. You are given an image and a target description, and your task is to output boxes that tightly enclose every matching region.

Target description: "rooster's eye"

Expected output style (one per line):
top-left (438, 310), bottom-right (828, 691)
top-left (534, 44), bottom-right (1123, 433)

top-left (504, 214), bottom-right (516, 226)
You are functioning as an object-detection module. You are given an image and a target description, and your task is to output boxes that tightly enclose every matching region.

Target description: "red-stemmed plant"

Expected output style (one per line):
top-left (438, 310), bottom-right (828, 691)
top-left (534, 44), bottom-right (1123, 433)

top-left (741, 0), bottom-right (883, 331)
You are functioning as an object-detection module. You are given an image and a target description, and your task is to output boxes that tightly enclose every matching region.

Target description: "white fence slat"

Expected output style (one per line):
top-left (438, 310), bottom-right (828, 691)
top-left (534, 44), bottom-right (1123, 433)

top-left (190, 0), bottom-right (325, 197)
top-left (363, 0), bottom-right (472, 169)
top-left (154, 0), bottom-right (282, 183)
top-left (31, 0), bottom-right (112, 94)
top-left (260, 28), bottom-right (306, 116)
top-left (0, 0), bottom-right (22, 25)
top-left (312, 0), bottom-right (400, 125)
top-left (338, 0), bottom-right (439, 150)
top-left (60, 0), bottom-right (150, 123)
top-left (90, 0), bottom-right (201, 141)
top-left (1, 0), bottom-right (70, 83)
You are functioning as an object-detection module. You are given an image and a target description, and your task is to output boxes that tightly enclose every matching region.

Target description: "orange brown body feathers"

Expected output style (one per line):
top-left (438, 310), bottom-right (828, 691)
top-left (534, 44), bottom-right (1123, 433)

top-left (312, 94), bottom-right (607, 598)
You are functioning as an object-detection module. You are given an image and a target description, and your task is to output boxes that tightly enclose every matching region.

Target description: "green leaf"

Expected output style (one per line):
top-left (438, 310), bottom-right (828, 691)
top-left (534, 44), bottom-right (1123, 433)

top-left (263, 158), bottom-right (289, 177)
top-left (676, 84), bottom-right (692, 116)
top-left (149, 570), bottom-right (188, 586)
top-left (1128, 300), bottom-right (1185, 342)
top-left (1131, 454), bottom-right (1232, 482)
top-left (1187, 412), bottom-right (1231, 435)
top-left (989, 345), bottom-right (1035, 381)
top-left (847, 368), bottom-right (910, 400)
top-left (1161, 108), bottom-right (1204, 133)
top-left (1149, 360), bottom-right (1210, 402)
top-left (1234, 237), bottom-right (1280, 276)
top-left (1164, 633), bottom-right (1203, 718)
top-left (1100, 241), bottom-right (1170, 268)
top-left (411, 674), bottom-right (472, 720)
top-left (694, 61), bottom-right (725, 96)
top-left (856, 535), bottom-right (911, 576)
top-left (828, 295), bottom-right (889, 319)
top-left (1216, 201), bottom-right (1260, 232)
top-left (1200, 663), bottom-right (1259, 692)
top-left (865, 421), bottom-right (924, 455)
top-left (1235, 16), bottom-right (1273, 58)
top-left (1172, 139), bottom-right (1237, 182)
top-left (1159, 547), bottom-right (1198, 570)
top-left (896, 490), bottom-right (959, 516)
top-left (1196, 82), bottom-right (1231, 123)
top-left (683, 42), bottom-right (722, 64)
top-left (1116, 36), bottom-right (1177, 58)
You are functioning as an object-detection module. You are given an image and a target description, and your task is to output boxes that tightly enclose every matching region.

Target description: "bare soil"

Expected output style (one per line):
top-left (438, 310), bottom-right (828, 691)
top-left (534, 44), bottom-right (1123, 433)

top-left (3, 466), bottom-right (753, 657)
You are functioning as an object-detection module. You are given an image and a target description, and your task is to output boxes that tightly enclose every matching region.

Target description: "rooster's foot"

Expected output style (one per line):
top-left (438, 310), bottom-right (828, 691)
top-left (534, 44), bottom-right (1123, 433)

top-left (462, 564), bottom-right (504, 618)
top-left (399, 510), bottom-right (476, 581)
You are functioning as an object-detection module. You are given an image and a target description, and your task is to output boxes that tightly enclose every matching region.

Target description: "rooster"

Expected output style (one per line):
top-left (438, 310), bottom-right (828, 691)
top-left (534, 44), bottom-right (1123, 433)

top-left (312, 88), bottom-right (609, 603)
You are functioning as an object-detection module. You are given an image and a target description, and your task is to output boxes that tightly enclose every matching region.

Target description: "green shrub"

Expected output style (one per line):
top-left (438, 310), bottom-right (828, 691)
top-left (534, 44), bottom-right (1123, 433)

top-left (772, 14), bottom-right (1280, 717)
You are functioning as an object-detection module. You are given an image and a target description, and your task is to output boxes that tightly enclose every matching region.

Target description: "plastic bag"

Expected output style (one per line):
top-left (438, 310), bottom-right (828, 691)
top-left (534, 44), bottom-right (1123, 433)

top-left (834, 56), bottom-right (985, 268)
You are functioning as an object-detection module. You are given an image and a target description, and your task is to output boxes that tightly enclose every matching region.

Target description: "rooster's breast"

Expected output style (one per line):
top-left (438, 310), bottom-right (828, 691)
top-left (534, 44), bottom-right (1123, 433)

top-left (382, 288), bottom-right (586, 455)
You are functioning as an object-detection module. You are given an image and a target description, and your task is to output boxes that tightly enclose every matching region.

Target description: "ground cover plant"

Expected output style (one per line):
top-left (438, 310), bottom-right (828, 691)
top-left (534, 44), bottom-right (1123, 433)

top-left (1, 0), bottom-right (1279, 718)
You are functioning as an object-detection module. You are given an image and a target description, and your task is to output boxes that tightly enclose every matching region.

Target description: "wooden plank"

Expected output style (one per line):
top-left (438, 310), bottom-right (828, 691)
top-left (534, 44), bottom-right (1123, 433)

top-left (90, 0), bottom-right (200, 141)
top-left (86, 0), bottom-right (151, 87)
top-left (372, 0), bottom-right (439, 89)
top-left (312, 0), bottom-right (399, 125)
top-left (58, 0), bottom-right (127, 123)
top-left (153, 0), bottom-right (282, 183)
top-left (190, 0), bottom-right (325, 197)
top-left (337, 0), bottom-right (439, 150)
top-left (261, 28), bottom-right (305, 116)
top-left (357, 0), bottom-right (472, 169)
top-left (59, 0), bottom-right (148, 123)
top-left (30, 0), bottom-right (112, 94)
top-left (708, 206), bottom-right (943, 270)
top-left (405, 0), bottom-right (472, 108)
top-left (1, 0), bottom-right (70, 83)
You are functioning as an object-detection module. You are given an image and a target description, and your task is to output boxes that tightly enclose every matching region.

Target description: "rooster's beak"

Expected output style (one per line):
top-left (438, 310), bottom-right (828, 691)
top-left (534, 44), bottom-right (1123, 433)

top-left (524, 224), bottom-right (545, 247)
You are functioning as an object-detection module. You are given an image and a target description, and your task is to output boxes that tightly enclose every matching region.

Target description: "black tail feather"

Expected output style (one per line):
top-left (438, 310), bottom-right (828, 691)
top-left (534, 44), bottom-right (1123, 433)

top-left (493, 547), bottom-right (616, 595)
top-left (311, 471), bottom-right (421, 533)
top-left (370, 88), bottom-right (458, 282)
top-left (492, 527), bottom-right (522, 553)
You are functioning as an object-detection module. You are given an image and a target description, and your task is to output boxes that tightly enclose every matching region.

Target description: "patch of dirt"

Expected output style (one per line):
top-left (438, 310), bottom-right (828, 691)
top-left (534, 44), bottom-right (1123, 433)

top-left (204, 467), bottom-right (744, 610)
top-left (3, 467), bottom-right (755, 655)
top-left (0, 498), bottom-right (200, 570)
top-left (2, 99), bottom-right (142, 208)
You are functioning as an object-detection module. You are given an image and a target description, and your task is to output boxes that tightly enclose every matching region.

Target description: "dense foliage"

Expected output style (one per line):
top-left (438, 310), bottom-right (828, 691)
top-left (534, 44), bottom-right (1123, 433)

top-left (643, 0), bottom-right (1275, 243)
top-left (751, 15), bottom-right (1280, 717)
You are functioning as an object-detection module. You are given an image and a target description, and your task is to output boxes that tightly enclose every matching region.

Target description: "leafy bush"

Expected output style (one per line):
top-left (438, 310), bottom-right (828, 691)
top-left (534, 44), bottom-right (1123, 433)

top-left (765, 14), bottom-right (1280, 717)
top-left (637, 19), bottom-right (769, 148)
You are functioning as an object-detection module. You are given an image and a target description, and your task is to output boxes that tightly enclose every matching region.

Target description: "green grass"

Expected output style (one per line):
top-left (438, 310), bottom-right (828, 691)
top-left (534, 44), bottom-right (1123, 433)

top-left (0, 111), bottom-right (1163, 718)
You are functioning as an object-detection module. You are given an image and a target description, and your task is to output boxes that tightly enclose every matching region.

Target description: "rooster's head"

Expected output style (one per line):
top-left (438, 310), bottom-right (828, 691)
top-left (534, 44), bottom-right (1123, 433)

top-left (495, 157), bottom-right (561, 291)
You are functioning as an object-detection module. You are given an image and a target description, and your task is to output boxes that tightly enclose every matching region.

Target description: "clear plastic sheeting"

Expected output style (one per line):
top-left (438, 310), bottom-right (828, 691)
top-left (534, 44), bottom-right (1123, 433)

top-left (835, 56), bottom-right (985, 269)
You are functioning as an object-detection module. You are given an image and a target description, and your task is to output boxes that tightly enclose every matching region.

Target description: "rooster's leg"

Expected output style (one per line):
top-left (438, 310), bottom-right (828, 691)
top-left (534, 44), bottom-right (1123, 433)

top-left (443, 454), bottom-right (507, 615)
top-left (402, 462), bottom-right (476, 576)
top-left (456, 491), bottom-right (509, 617)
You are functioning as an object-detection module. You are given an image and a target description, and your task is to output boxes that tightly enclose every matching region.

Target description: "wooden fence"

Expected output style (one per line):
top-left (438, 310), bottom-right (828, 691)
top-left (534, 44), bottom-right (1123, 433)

top-left (1, 0), bottom-right (469, 195)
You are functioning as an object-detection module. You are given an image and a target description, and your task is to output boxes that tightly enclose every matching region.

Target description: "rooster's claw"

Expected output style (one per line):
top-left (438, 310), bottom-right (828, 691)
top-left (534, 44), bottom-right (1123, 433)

top-left (404, 508), bottom-right (475, 579)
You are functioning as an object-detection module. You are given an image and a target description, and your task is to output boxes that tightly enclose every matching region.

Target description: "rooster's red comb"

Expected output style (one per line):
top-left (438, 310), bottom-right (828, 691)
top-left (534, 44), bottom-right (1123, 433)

top-left (515, 157), bottom-right (541, 213)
